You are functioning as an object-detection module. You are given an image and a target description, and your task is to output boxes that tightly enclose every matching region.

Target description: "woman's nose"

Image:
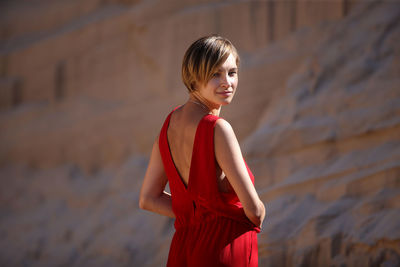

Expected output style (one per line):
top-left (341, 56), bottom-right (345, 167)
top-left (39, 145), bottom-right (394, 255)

top-left (220, 73), bottom-right (230, 87)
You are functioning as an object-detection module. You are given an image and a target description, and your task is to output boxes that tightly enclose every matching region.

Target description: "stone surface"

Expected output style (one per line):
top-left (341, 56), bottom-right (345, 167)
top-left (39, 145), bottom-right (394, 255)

top-left (1, 0), bottom-right (347, 170)
top-left (243, 1), bottom-right (400, 266)
top-left (1, 0), bottom-right (399, 266)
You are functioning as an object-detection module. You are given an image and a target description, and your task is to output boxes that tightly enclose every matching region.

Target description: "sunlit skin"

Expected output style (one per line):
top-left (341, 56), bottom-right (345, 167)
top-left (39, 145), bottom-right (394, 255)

top-left (139, 52), bottom-right (266, 228)
top-left (190, 53), bottom-right (238, 116)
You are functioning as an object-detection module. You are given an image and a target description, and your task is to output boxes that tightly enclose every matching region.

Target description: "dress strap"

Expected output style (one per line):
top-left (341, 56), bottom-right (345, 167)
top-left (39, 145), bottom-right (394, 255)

top-left (188, 114), bottom-right (220, 201)
top-left (158, 106), bottom-right (187, 193)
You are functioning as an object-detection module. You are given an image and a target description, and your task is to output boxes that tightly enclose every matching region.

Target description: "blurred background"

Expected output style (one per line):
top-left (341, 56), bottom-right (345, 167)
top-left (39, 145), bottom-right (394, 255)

top-left (1, 0), bottom-right (400, 266)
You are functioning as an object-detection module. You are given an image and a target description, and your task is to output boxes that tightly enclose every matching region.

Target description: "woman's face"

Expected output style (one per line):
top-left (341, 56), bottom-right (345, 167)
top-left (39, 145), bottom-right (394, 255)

top-left (196, 53), bottom-right (238, 108)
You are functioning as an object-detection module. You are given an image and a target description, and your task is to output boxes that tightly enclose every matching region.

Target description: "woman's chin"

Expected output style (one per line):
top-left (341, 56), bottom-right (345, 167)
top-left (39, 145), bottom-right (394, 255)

top-left (220, 99), bottom-right (233, 106)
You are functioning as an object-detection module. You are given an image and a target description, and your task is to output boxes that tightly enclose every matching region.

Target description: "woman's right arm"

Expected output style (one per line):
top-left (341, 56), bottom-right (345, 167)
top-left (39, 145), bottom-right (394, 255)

top-left (139, 138), bottom-right (175, 218)
top-left (214, 119), bottom-right (265, 228)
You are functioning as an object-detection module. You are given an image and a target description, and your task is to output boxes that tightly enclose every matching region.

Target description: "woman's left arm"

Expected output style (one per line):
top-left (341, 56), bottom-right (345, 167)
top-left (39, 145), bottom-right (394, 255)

top-left (139, 138), bottom-right (175, 218)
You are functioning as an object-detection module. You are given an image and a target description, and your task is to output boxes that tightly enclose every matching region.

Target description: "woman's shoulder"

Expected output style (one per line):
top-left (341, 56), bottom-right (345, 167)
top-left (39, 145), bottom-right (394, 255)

top-left (213, 117), bottom-right (237, 141)
top-left (214, 117), bottom-right (231, 129)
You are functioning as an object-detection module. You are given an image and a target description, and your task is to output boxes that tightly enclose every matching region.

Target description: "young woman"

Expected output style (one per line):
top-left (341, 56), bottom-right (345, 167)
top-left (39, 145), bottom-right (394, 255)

top-left (139, 35), bottom-right (265, 266)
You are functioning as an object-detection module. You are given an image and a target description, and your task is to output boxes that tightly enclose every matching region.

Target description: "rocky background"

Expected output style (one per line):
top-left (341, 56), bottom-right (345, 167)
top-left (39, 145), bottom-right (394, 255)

top-left (0, 0), bottom-right (399, 266)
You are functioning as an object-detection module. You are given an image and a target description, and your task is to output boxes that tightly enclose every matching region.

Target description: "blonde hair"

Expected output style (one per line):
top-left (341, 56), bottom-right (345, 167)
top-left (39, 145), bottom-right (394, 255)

top-left (182, 35), bottom-right (240, 93)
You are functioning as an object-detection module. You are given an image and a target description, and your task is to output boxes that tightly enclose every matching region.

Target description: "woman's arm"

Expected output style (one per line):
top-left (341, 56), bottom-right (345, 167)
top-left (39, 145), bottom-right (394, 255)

top-left (214, 119), bottom-right (265, 228)
top-left (139, 138), bottom-right (175, 218)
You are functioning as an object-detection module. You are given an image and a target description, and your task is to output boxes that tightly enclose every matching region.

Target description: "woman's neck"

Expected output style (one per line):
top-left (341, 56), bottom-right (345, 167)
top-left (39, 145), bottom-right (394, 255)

top-left (188, 93), bottom-right (221, 116)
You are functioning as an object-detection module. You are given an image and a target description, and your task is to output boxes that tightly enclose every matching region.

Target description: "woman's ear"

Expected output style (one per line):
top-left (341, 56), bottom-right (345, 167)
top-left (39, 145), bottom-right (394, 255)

top-left (190, 81), bottom-right (197, 91)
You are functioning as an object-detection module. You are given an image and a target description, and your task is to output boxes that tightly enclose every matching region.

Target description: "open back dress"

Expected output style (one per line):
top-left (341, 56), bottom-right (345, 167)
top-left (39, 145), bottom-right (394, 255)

top-left (159, 108), bottom-right (261, 267)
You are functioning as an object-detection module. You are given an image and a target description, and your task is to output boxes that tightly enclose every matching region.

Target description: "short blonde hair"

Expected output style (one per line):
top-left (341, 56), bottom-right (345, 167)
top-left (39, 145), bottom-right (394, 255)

top-left (182, 35), bottom-right (240, 92)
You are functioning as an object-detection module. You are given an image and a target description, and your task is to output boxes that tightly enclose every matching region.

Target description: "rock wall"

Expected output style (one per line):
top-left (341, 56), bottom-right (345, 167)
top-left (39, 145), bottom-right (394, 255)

top-left (1, 0), bottom-right (399, 267)
top-left (242, 1), bottom-right (400, 266)
top-left (0, 0), bottom-right (353, 171)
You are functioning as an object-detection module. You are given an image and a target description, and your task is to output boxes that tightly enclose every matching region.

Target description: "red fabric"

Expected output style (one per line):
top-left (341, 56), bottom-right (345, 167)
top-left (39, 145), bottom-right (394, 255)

top-left (159, 108), bottom-right (260, 267)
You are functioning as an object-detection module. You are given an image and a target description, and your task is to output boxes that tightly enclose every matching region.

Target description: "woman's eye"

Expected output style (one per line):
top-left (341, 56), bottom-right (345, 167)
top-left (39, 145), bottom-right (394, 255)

top-left (212, 72), bottom-right (220, 77)
top-left (229, 71), bottom-right (237, 76)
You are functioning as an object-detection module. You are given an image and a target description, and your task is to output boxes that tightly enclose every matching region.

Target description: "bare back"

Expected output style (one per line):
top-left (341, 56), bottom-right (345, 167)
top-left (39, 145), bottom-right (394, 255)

top-left (167, 105), bottom-right (233, 192)
top-left (167, 106), bottom-right (201, 187)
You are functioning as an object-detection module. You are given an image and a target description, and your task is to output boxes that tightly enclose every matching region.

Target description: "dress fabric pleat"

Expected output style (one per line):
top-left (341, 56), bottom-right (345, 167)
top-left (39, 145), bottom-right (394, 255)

top-left (159, 108), bottom-right (260, 267)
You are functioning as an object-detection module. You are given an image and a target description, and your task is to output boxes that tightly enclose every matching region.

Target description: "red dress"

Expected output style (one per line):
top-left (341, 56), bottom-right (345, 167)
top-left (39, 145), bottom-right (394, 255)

top-left (159, 108), bottom-right (261, 267)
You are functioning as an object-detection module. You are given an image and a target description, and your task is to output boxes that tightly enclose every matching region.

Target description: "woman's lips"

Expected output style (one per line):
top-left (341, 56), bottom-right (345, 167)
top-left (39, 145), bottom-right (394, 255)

top-left (217, 91), bottom-right (233, 97)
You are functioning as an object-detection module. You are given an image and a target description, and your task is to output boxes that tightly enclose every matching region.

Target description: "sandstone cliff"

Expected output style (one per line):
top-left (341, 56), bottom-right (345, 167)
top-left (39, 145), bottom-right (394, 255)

top-left (243, 1), bottom-right (400, 266)
top-left (0, 0), bottom-right (399, 266)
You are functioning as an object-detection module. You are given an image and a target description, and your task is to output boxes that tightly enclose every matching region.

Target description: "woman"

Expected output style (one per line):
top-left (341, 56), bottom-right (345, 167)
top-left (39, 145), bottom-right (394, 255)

top-left (139, 35), bottom-right (265, 266)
